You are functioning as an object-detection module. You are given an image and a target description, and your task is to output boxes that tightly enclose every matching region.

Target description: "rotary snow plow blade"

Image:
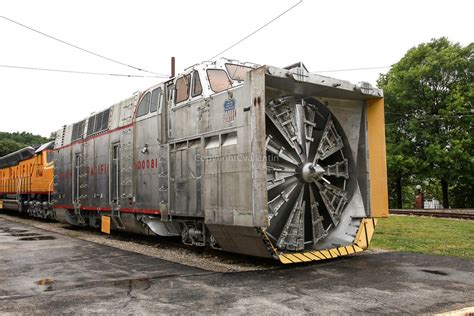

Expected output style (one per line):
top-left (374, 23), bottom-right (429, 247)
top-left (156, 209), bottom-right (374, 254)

top-left (205, 64), bottom-right (388, 263)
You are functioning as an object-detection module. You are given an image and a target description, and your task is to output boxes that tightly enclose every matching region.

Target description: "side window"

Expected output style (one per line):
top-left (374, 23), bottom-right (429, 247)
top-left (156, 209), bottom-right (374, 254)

top-left (207, 69), bottom-right (232, 93)
top-left (150, 88), bottom-right (161, 113)
top-left (71, 120), bottom-right (86, 141)
top-left (94, 111), bottom-right (104, 132)
top-left (175, 75), bottom-right (190, 104)
top-left (192, 71), bottom-right (203, 97)
top-left (137, 92), bottom-right (151, 117)
top-left (225, 63), bottom-right (253, 81)
top-left (87, 116), bottom-right (95, 136)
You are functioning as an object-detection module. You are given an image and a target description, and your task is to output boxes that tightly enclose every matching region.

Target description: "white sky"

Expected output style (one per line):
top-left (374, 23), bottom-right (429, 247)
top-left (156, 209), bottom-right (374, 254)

top-left (0, 0), bottom-right (472, 137)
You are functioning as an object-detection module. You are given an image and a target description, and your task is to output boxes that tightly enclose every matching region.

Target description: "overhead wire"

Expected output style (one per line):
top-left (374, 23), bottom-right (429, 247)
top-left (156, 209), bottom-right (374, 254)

top-left (0, 64), bottom-right (167, 78)
top-left (208, 0), bottom-right (303, 60)
top-left (1, 11), bottom-right (395, 79)
top-left (0, 16), bottom-right (169, 77)
top-left (0, 63), bottom-right (395, 78)
top-left (204, 1), bottom-right (392, 74)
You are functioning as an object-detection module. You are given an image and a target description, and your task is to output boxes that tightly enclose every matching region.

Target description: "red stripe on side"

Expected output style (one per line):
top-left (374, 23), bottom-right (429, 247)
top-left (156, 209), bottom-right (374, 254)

top-left (120, 208), bottom-right (161, 215)
top-left (54, 123), bottom-right (134, 151)
top-left (81, 206), bottom-right (112, 211)
top-left (53, 205), bottom-right (160, 215)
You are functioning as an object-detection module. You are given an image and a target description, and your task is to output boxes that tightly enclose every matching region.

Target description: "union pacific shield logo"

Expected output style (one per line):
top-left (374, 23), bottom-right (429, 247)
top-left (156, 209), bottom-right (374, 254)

top-left (223, 98), bottom-right (236, 122)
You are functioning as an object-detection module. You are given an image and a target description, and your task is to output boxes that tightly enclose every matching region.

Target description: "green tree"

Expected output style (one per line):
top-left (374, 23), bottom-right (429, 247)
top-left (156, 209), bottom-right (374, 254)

top-left (0, 139), bottom-right (24, 157)
top-left (0, 132), bottom-right (50, 157)
top-left (378, 38), bottom-right (473, 208)
top-left (0, 132), bottom-right (50, 148)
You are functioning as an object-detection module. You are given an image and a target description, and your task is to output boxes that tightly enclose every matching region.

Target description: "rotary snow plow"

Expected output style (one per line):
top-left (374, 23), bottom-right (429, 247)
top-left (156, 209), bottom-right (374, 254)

top-left (25, 58), bottom-right (387, 265)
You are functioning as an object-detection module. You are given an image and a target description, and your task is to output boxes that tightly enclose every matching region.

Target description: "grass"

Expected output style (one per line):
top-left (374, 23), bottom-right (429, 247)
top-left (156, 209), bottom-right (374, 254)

top-left (371, 215), bottom-right (474, 260)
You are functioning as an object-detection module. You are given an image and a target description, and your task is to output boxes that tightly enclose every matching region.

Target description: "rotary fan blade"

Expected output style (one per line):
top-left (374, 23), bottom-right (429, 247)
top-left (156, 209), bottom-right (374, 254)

top-left (265, 97), bottom-right (354, 251)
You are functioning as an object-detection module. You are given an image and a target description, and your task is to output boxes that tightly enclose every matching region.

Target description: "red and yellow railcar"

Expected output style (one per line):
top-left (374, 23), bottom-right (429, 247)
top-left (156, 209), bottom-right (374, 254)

top-left (0, 142), bottom-right (55, 217)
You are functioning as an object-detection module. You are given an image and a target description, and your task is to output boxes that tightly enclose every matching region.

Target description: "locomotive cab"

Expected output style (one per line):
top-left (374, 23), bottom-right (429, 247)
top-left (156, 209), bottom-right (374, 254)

top-left (172, 59), bottom-right (258, 106)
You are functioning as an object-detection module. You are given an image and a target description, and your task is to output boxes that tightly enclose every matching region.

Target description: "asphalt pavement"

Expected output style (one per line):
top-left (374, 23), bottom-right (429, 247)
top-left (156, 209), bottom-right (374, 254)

top-left (1, 217), bottom-right (473, 314)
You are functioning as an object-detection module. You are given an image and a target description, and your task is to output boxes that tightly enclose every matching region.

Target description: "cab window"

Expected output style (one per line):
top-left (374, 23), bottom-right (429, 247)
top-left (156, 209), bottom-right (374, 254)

top-left (225, 63), bottom-right (253, 81)
top-left (207, 69), bottom-right (232, 93)
top-left (137, 92), bottom-right (151, 117)
top-left (46, 151), bottom-right (54, 164)
top-left (175, 74), bottom-right (190, 103)
top-left (192, 71), bottom-right (203, 97)
top-left (150, 88), bottom-right (161, 113)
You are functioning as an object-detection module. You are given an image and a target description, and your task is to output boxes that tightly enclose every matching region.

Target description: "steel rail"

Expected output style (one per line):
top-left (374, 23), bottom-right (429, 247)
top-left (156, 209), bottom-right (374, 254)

top-left (389, 209), bottom-right (474, 220)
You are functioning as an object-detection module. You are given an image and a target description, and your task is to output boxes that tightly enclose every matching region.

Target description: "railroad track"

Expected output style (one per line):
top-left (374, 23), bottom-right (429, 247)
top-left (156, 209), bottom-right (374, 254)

top-left (389, 209), bottom-right (474, 220)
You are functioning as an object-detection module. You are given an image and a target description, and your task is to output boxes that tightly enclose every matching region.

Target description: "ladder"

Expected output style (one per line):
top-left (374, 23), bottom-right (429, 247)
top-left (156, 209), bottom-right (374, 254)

top-left (110, 204), bottom-right (126, 230)
top-left (119, 97), bottom-right (136, 204)
top-left (73, 146), bottom-right (87, 225)
top-left (73, 201), bottom-right (86, 225)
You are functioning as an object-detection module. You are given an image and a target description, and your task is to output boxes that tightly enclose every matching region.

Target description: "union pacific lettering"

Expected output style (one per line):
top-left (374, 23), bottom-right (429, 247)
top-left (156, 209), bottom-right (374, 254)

top-left (57, 159), bottom-right (158, 180)
top-left (134, 158), bottom-right (159, 170)
top-left (0, 166), bottom-right (34, 185)
top-left (87, 164), bottom-right (109, 176)
top-left (57, 163), bottom-right (109, 180)
top-left (1, 163), bottom-right (36, 179)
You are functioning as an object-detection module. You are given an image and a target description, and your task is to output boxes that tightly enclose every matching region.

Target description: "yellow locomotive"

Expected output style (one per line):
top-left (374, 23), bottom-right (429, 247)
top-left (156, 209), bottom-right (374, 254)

top-left (0, 142), bottom-right (55, 217)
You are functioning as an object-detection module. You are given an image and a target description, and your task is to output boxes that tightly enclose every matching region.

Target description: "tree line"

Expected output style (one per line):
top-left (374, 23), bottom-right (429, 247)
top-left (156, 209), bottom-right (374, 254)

top-left (0, 132), bottom-right (51, 157)
top-left (378, 37), bottom-right (473, 208)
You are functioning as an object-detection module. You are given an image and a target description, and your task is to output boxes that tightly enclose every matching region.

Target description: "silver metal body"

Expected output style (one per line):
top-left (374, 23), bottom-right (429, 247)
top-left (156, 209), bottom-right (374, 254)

top-left (51, 58), bottom-right (383, 259)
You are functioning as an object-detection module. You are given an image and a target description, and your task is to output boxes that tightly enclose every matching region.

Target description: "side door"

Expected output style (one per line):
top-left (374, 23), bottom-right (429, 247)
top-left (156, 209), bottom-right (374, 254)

top-left (109, 143), bottom-right (120, 205)
top-left (73, 151), bottom-right (83, 205)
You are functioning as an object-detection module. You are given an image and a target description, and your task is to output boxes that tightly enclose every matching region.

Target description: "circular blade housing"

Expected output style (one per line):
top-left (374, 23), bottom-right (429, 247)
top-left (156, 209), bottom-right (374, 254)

top-left (265, 96), bottom-right (355, 252)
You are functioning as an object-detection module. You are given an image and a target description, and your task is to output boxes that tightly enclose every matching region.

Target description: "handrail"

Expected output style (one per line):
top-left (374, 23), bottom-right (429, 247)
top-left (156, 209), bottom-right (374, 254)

top-left (16, 177), bottom-right (21, 198)
top-left (16, 177), bottom-right (22, 209)
top-left (48, 178), bottom-right (54, 204)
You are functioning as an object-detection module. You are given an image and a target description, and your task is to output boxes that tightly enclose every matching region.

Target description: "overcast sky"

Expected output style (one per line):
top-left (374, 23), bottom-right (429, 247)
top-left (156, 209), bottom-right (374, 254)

top-left (1, 0), bottom-right (472, 137)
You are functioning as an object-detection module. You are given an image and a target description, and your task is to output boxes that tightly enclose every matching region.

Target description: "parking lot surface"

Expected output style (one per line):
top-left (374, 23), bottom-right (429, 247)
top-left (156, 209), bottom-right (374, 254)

top-left (1, 218), bottom-right (473, 314)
